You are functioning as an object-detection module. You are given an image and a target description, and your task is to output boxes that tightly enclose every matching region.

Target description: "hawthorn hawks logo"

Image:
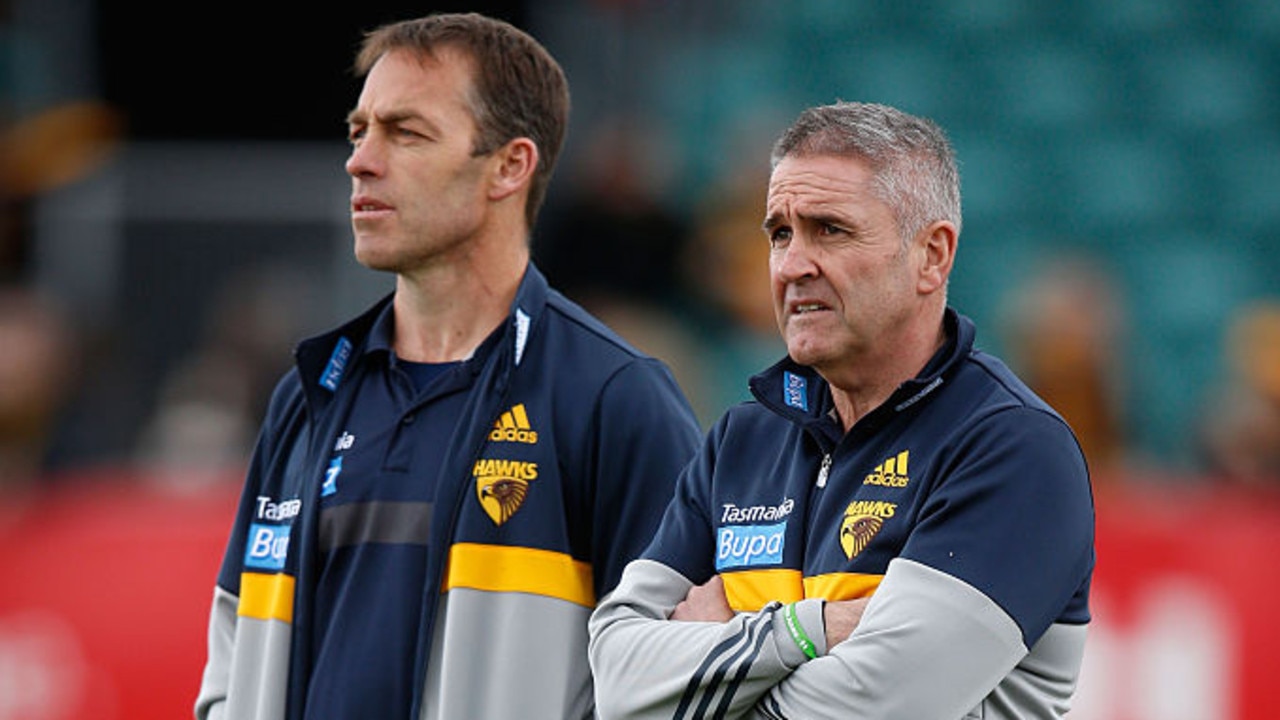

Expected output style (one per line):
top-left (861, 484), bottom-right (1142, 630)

top-left (839, 500), bottom-right (896, 559)
top-left (474, 458), bottom-right (538, 525)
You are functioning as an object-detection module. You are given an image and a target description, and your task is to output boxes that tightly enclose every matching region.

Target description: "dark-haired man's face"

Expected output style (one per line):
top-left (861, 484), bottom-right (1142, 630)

top-left (345, 48), bottom-right (497, 274)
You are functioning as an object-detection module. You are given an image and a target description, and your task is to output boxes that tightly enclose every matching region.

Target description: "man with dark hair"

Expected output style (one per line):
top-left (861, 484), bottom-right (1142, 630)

top-left (589, 101), bottom-right (1095, 719)
top-left (195, 13), bottom-right (701, 720)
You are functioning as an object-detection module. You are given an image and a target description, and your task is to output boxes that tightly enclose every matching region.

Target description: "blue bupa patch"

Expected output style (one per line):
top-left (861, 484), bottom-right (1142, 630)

top-left (716, 522), bottom-right (786, 570)
top-left (783, 371), bottom-right (808, 411)
top-left (320, 337), bottom-right (354, 392)
top-left (244, 523), bottom-right (291, 571)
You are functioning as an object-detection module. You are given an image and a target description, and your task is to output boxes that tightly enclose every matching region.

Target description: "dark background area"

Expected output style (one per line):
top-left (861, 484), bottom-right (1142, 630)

top-left (94, 2), bottom-right (528, 141)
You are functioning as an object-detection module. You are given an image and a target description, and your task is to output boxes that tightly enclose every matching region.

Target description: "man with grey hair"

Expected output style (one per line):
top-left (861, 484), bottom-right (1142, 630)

top-left (588, 101), bottom-right (1095, 719)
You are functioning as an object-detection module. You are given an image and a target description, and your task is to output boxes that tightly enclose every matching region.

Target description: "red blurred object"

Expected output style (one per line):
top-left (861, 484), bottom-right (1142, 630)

top-left (2, 470), bottom-right (1279, 719)
top-left (0, 470), bottom-right (238, 720)
top-left (1077, 478), bottom-right (1280, 720)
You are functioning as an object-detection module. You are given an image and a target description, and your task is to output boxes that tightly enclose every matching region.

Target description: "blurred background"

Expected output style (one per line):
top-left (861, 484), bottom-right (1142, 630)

top-left (1, 0), bottom-right (1278, 718)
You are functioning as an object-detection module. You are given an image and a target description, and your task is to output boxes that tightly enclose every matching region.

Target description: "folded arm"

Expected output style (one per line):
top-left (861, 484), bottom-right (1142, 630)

top-left (589, 560), bottom-right (821, 720)
top-left (752, 558), bottom-right (1026, 719)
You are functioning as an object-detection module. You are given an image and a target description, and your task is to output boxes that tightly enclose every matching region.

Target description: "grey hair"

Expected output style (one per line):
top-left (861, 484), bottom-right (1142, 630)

top-left (770, 101), bottom-right (961, 243)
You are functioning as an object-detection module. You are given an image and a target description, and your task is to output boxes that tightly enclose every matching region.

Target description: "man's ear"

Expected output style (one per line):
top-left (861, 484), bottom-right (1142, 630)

top-left (917, 220), bottom-right (957, 294)
top-left (488, 137), bottom-right (538, 202)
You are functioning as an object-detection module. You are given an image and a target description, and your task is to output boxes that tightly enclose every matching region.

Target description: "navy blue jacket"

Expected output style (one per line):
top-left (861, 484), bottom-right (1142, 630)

top-left (590, 309), bottom-right (1095, 719)
top-left (197, 265), bottom-right (702, 720)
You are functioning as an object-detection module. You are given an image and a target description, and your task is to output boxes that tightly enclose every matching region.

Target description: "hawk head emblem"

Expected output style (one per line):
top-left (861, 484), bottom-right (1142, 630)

top-left (840, 514), bottom-right (883, 559)
top-left (477, 476), bottom-right (529, 526)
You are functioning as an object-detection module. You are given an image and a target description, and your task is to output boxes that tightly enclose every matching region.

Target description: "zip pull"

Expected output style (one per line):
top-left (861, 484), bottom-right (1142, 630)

top-left (816, 453), bottom-right (832, 488)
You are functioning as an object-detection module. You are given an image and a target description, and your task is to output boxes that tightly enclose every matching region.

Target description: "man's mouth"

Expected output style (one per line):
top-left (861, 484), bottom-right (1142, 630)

top-left (352, 196), bottom-right (392, 213)
top-left (793, 303), bottom-right (826, 314)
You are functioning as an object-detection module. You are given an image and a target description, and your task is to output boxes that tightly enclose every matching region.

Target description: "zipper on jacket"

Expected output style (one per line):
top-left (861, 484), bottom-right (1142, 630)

top-left (409, 359), bottom-right (516, 720)
top-left (815, 453), bottom-right (832, 488)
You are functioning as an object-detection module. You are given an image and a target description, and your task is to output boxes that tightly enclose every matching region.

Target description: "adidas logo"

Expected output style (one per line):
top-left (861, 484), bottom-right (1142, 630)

top-left (863, 450), bottom-right (911, 488)
top-left (489, 403), bottom-right (539, 444)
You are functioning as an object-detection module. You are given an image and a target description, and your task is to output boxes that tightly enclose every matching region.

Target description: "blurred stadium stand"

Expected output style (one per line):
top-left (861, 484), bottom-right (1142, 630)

top-left (534, 0), bottom-right (1280, 472)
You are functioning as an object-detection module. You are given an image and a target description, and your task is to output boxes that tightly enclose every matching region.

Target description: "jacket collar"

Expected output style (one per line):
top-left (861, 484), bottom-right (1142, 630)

top-left (750, 307), bottom-right (974, 438)
top-left (292, 263), bottom-right (551, 412)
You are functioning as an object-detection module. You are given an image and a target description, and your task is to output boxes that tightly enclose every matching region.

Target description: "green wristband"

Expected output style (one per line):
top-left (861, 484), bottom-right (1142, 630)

top-left (782, 602), bottom-right (818, 660)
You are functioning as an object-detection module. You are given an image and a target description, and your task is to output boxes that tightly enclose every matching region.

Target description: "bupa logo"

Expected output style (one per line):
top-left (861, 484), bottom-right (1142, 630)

top-left (783, 372), bottom-right (808, 411)
top-left (319, 337), bottom-right (353, 392)
top-left (245, 523), bottom-right (291, 570)
top-left (717, 522), bottom-right (786, 570)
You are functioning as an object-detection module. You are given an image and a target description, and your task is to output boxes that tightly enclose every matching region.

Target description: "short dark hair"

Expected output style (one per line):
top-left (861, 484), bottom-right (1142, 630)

top-left (356, 13), bottom-right (570, 230)
top-left (771, 101), bottom-right (961, 242)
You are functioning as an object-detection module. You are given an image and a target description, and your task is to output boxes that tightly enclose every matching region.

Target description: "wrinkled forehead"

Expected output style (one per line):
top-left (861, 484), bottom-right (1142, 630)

top-left (766, 154), bottom-right (876, 208)
top-left (761, 154), bottom-right (903, 239)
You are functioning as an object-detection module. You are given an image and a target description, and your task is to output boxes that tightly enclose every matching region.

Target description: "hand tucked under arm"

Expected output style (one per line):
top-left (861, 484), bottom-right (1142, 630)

top-left (671, 575), bottom-right (871, 649)
top-left (822, 597), bottom-right (870, 649)
top-left (670, 575), bottom-right (734, 622)
top-left (753, 559), bottom-right (1029, 720)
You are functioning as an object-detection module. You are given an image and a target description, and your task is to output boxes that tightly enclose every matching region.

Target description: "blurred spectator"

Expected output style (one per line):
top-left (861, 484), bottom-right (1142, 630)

top-left (1199, 301), bottom-right (1280, 488)
top-left (536, 114), bottom-right (689, 306)
top-left (1, 92), bottom-right (121, 284)
top-left (133, 348), bottom-right (258, 490)
top-left (534, 115), bottom-right (711, 415)
top-left (683, 170), bottom-right (776, 340)
top-left (133, 261), bottom-right (326, 489)
top-left (998, 254), bottom-right (1129, 484)
top-left (2, 1), bottom-right (122, 481)
top-left (677, 166), bottom-right (785, 424)
top-left (0, 285), bottom-right (73, 502)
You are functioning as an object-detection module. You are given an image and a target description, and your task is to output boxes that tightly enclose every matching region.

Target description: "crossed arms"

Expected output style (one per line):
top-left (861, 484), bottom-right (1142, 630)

top-left (588, 408), bottom-right (1093, 719)
top-left (588, 557), bottom-right (1030, 720)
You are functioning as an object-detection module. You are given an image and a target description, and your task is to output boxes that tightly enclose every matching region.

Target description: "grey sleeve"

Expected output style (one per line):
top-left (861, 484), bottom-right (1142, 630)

top-left (194, 586), bottom-right (237, 720)
top-left (193, 583), bottom-right (293, 720)
top-left (589, 559), bottom-right (824, 720)
top-left (752, 558), bottom-right (1027, 720)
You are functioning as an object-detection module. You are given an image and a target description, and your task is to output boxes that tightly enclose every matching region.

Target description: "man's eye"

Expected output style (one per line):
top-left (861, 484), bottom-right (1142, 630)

top-left (769, 227), bottom-right (792, 245)
top-left (819, 222), bottom-right (843, 235)
top-left (396, 126), bottom-right (430, 141)
top-left (347, 127), bottom-right (365, 144)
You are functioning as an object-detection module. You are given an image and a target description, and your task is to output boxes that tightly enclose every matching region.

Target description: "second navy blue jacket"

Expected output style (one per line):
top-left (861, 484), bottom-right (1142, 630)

top-left (197, 264), bottom-right (703, 720)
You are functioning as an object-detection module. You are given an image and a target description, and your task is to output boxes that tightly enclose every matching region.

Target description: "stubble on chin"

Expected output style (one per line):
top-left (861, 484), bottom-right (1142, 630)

top-left (352, 234), bottom-right (400, 273)
top-left (783, 330), bottom-right (822, 368)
